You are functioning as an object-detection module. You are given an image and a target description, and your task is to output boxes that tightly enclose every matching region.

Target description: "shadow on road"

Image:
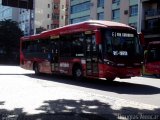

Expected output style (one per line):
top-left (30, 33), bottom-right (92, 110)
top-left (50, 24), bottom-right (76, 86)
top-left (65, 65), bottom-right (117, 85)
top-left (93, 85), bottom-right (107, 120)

top-left (0, 100), bottom-right (160, 120)
top-left (26, 74), bottom-right (160, 95)
top-left (0, 102), bottom-right (4, 105)
top-left (0, 74), bottom-right (33, 75)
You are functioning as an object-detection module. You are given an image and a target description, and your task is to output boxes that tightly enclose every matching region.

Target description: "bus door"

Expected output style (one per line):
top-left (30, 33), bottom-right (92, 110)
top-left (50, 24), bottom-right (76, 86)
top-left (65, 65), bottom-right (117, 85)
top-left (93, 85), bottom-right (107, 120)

top-left (85, 34), bottom-right (99, 76)
top-left (50, 40), bottom-right (59, 72)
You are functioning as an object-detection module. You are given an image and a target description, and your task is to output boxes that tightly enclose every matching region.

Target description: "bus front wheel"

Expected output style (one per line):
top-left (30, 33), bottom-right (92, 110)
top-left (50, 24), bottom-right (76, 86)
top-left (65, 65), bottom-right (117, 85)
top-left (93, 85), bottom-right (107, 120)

top-left (73, 66), bottom-right (83, 80)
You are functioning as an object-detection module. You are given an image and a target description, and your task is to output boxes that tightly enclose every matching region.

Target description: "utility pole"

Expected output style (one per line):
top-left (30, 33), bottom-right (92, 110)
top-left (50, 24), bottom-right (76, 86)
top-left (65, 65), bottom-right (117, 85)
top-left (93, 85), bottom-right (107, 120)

top-left (137, 0), bottom-right (142, 33)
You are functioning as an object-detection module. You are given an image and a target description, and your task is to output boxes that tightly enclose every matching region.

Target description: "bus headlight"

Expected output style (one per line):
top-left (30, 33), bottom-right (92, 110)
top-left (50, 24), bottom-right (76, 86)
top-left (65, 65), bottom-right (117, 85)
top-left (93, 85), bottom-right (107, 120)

top-left (104, 59), bottom-right (115, 66)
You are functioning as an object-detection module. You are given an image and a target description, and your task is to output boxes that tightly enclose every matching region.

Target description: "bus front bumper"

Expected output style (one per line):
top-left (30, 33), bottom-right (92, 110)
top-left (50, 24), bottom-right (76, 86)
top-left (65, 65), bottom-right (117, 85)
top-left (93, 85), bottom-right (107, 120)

top-left (100, 64), bottom-right (141, 79)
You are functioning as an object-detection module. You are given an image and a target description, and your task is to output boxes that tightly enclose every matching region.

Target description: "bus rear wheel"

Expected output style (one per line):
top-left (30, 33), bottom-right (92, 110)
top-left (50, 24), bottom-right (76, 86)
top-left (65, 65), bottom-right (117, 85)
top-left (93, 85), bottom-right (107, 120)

top-left (106, 77), bottom-right (115, 82)
top-left (34, 63), bottom-right (40, 75)
top-left (73, 66), bottom-right (83, 80)
top-left (154, 74), bottom-right (160, 78)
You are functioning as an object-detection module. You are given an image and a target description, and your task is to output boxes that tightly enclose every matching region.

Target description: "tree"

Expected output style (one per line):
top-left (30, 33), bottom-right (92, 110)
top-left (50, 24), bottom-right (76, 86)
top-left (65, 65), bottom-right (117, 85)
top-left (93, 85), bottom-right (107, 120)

top-left (36, 26), bottom-right (46, 34)
top-left (0, 19), bottom-right (24, 64)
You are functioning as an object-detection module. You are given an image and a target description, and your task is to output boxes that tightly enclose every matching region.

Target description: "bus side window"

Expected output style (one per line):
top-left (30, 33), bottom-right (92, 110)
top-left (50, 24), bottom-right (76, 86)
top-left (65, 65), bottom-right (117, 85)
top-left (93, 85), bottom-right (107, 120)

top-left (92, 35), bottom-right (96, 52)
top-left (60, 36), bottom-right (71, 57)
top-left (38, 39), bottom-right (49, 53)
top-left (22, 41), bottom-right (29, 53)
top-left (148, 49), bottom-right (158, 62)
top-left (49, 40), bottom-right (59, 62)
top-left (72, 34), bottom-right (84, 57)
top-left (27, 43), bottom-right (34, 52)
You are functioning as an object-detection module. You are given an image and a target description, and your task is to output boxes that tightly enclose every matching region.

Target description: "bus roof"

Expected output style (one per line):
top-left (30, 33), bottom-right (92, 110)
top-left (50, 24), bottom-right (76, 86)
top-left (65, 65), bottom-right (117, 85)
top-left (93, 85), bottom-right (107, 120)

top-left (21, 20), bottom-right (135, 41)
top-left (42, 20), bottom-right (135, 37)
top-left (20, 34), bottom-right (41, 41)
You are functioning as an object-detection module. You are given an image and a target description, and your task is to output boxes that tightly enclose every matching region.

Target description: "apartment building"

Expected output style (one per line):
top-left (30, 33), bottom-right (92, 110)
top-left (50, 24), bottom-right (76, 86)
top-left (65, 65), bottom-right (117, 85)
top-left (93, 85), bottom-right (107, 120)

top-left (0, 3), bottom-right (19, 22)
top-left (70, 0), bottom-right (160, 47)
top-left (18, 0), bottom-right (69, 35)
top-left (52, 0), bottom-right (69, 29)
top-left (140, 0), bottom-right (160, 45)
top-left (18, 9), bottom-right (34, 36)
top-left (35, 0), bottom-right (69, 32)
top-left (70, 0), bottom-right (138, 29)
top-left (34, 0), bottom-right (52, 33)
top-left (18, 0), bottom-right (52, 35)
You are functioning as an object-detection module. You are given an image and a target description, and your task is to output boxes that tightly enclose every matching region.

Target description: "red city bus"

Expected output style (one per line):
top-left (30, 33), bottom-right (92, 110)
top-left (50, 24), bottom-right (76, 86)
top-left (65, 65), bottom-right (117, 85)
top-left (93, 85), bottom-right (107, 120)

top-left (20, 20), bottom-right (143, 81)
top-left (144, 41), bottom-right (160, 78)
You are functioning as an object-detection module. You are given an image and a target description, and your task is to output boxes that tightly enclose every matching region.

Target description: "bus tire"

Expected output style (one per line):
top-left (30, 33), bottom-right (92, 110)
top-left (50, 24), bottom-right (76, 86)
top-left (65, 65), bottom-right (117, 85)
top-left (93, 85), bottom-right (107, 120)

top-left (34, 63), bottom-right (40, 75)
top-left (106, 77), bottom-right (115, 82)
top-left (154, 74), bottom-right (160, 78)
top-left (72, 65), bottom-right (83, 80)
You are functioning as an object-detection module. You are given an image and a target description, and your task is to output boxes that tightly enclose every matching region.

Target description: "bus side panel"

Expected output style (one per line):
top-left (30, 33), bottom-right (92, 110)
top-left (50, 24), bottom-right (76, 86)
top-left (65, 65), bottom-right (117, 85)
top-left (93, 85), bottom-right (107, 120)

top-left (98, 64), bottom-right (141, 79)
top-left (39, 60), bottom-right (52, 74)
top-left (21, 60), bottom-right (33, 70)
top-left (145, 61), bottom-right (160, 75)
top-left (98, 64), bottom-right (116, 79)
top-left (58, 58), bottom-right (85, 77)
top-left (117, 67), bottom-right (141, 78)
top-left (58, 59), bottom-right (74, 75)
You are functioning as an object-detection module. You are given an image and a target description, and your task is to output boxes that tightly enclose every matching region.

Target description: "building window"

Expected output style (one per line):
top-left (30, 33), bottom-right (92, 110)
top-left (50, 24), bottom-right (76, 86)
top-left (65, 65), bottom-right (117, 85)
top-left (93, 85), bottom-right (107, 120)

top-left (97, 0), bottom-right (104, 8)
top-left (97, 12), bottom-right (104, 20)
top-left (52, 14), bottom-right (59, 20)
top-left (51, 24), bottom-right (59, 29)
top-left (54, 3), bottom-right (59, 9)
top-left (47, 25), bottom-right (50, 29)
top-left (130, 5), bottom-right (138, 16)
top-left (48, 4), bottom-right (50, 8)
top-left (71, 2), bottom-right (90, 14)
top-left (146, 19), bottom-right (159, 29)
top-left (61, 15), bottom-right (64, 19)
top-left (71, 16), bottom-right (90, 24)
top-left (112, 0), bottom-right (120, 4)
top-left (47, 14), bottom-right (50, 18)
top-left (62, 5), bottom-right (64, 9)
top-left (112, 9), bottom-right (120, 20)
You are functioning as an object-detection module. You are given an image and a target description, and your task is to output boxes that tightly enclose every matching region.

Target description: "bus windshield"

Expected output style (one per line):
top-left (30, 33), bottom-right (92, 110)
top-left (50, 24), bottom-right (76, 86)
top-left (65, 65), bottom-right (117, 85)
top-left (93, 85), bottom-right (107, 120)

top-left (102, 29), bottom-right (142, 59)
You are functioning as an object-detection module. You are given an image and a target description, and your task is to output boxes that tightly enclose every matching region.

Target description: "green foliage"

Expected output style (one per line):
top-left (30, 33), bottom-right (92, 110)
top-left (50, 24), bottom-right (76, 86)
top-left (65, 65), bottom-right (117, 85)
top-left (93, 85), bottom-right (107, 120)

top-left (0, 19), bottom-right (24, 64)
top-left (36, 26), bottom-right (46, 34)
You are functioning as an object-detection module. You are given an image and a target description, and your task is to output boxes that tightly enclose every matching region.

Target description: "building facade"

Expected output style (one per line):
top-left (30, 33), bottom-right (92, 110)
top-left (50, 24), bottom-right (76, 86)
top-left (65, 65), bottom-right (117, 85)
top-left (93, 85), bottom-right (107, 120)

top-left (140, 0), bottom-right (160, 45)
top-left (52, 0), bottom-right (69, 29)
top-left (70, 0), bottom-right (138, 29)
top-left (70, 0), bottom-right (160, 43)
top-left (34, 0), bottom-right (52, 33)
top-left (19, 0), bottom-right (69, 35)
top-left (18, 9), bottom-right (34, 36)
top-left (0, 3), bottom-right (19, 22)
top-left (1, 0), bottom-right (159, 42)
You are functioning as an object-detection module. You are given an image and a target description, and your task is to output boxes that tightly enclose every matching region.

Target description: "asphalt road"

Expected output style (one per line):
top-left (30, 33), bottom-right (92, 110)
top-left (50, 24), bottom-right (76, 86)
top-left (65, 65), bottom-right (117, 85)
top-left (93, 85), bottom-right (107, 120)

top-left (28, 72), bottom-right (160, 107)
top-left (0, 65), bottom-right (160, 119)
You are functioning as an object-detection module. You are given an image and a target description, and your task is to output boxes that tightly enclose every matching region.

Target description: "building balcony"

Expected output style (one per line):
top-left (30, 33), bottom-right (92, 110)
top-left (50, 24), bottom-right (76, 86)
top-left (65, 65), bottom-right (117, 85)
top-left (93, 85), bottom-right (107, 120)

top-left (142, 27), bottom-right (160, 38)
top-left (53, 9), bottom-right (59, 14)
top-left (52, 20), bottom-right (59, 24)
top-left (145, 9), bottom-right (160, 18)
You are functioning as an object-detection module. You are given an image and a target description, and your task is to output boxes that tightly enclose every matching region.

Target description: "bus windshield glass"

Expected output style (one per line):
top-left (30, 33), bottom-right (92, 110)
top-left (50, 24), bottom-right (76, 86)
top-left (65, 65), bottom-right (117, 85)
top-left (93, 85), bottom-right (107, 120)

top-left (102, 29), bottom-right (142, 59)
